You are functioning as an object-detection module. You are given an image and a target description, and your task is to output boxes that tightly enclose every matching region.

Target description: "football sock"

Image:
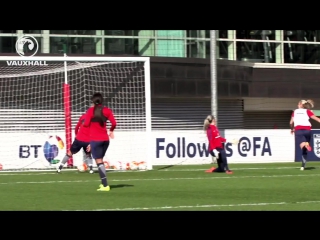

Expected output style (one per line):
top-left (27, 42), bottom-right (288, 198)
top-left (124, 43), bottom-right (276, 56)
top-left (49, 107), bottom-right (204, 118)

top-left (301, 147), bottom-right (307, 168)
top-left (59, 155), bottom-right (70, 170)
top-left (97, 163), bottom-right (108, 187)
top-left (302, 153), bottom-right (307, 168)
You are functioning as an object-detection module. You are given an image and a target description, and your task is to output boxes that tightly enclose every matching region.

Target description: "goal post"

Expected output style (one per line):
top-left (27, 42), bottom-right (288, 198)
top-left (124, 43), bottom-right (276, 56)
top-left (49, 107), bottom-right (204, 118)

top-left (63, 54), bottom-right (72, 167)
top-left (0, 55), bottom-right (152, 172)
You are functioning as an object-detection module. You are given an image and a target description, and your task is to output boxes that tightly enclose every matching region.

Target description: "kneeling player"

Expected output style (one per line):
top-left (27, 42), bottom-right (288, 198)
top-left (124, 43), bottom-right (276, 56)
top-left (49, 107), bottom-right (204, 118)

top-left (203, 115), bottom-right (232, 174)
top-left (57, 113), bottom-right (93, 173)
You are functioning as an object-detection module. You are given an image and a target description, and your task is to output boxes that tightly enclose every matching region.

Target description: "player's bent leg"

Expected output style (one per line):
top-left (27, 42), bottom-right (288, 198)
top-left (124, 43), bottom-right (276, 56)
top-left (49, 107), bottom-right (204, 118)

top-left (300, 142), bottom-right (308, 170)
top-left (217, 148), bottom-right (233, 174)
top-left (301, 130), bottom-right (312, 170)
top-left (83, 145), bottom-right (94, 173)
top-left (86, 153), bottom-right (94, 174)
top-left (57, 140), bottom-right (81, 173)
top-left (205, 150), bottom-right (219, 173)
top-left (217, 157), bottom-right (224, 172)
top-left (300, 148), bottom-right (308, 170)
top-left (305, 142), bottom-right (312, 151)
top-left (296, 130), bottom-right (308, 170)
top-left (57, 150), bottom-right (74, 173)
top-left (205, 150), bottom-right (224, 173)
top-left (305, 130), bottom-right (312, 151)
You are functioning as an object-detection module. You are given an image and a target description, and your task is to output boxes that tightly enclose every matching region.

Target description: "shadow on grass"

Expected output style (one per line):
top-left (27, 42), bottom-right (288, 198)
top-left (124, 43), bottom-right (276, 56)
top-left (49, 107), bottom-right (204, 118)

top-left (157, 165), bottom-right (174, 170)
top-left (304, 167), bottom-right (316, 170)
top-left (110, 184), bottom-right (134, 189)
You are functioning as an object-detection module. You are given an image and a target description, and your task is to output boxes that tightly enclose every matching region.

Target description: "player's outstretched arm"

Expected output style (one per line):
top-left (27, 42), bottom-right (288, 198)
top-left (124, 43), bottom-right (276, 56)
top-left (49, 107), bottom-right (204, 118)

top-left (310, 115), bottom-right (320, 123)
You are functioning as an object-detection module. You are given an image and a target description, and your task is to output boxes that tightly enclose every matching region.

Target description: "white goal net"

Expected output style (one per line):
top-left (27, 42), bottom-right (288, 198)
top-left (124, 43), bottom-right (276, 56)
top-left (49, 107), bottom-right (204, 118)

top-left (0, 56), bottom-right (152, 172)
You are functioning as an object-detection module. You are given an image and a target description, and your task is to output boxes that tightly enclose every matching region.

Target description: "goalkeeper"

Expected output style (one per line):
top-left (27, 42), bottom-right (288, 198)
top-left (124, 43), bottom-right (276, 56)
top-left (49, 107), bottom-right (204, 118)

top-left (57, 113), bottom-right (94, 173)
top-left (203, 115), bottom-right (233, 174)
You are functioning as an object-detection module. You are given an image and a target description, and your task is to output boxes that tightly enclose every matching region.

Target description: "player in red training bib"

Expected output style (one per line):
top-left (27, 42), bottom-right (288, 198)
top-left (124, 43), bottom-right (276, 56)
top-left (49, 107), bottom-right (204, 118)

top-left (57, 112), bottom-right (93, 173)
top-left (204, 115), bottom-right (232, 174)
top-left (83, 92), bottom-right (117, 191)
top-left (290, 99), bottom-right (320, 170)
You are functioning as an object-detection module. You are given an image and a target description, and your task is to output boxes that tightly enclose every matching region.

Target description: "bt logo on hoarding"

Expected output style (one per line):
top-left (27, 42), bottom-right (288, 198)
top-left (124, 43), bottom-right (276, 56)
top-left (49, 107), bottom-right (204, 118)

top-left (19, 136), bottom-right (64, 164)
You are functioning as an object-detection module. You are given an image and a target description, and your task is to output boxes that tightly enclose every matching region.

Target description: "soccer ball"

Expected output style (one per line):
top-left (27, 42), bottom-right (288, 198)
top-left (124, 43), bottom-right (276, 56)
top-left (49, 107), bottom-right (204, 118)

top-left (77, 163), bottom-right (87, 172)
top-left (126, 161), bottom-right (147, 170)
top-left (138, 161), bottom-right (147, 170)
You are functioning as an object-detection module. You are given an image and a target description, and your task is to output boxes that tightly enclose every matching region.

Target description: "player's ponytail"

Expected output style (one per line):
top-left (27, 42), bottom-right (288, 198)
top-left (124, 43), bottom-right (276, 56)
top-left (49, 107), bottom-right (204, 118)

top-left (307, 99), bottom-right (314, 108)
top-left (203, 115), bottom-right (214, 130)
top-left (91, 92), bottom-right (106, 127)
top-left (302, 99), bottom-right (315, 109)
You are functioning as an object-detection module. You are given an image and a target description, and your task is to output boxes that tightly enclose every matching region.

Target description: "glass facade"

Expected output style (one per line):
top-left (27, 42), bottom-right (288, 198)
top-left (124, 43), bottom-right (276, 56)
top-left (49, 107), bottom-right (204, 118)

top-left (1, 30), bottom-right (320, 64)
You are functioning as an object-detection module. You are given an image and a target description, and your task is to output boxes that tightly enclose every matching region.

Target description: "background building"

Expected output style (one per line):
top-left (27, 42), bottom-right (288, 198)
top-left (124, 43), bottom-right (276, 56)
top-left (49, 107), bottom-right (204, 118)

top-left (1, 30), bottom-right (320, 64)
top-left (1, 30), bottom-right (320, 130)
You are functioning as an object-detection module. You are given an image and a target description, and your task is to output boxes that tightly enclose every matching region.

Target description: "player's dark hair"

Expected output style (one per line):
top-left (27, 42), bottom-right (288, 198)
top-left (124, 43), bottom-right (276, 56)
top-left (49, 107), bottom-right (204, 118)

top-left (91, 93), bottom-right (106, 127)
top-left (203, 115), bottom-right (215, 130)
top-left (92, 92), bottom-right (103, 105)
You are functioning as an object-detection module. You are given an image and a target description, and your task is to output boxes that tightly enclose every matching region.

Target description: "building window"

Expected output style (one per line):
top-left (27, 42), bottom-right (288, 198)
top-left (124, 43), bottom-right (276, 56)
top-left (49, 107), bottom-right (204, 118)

top-left (50, 37), bottom-right (99, 54)
top-left (104, 38), bottom-right (139, 55)
top-left (284, 42), bottom-right (320, 64)
top-left (50, 30), bottom-right (96, 35)
top-left (283, 30), bottom-right (320, 42)
top-left (187, 30), bottom-right (224, 39)
top-left (236, 41), bottom-right (276, 63)
top-left (156, 30), bottom-right (186, 57)
top-left (104, 30), bottom-right (145, 36)
top-left (0, 30), bottom-right (17, 33)
top-left (204, 41), bottom-right (230, 59)
top-left (236, 30), bottom-right (275, 40)
top-left (24, 30), bottom-right (42, 34)
top-left (0, 37), bottom-right (16, 53)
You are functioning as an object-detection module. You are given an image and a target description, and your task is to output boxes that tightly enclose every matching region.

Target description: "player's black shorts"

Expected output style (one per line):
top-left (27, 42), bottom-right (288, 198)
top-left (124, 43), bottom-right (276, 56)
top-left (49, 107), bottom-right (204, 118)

top-left (70, 139), bottom-right (90, 155)
top-left (90, 141), bottom-right (110, 159)
top-left (295, 129), bottom-right (311, 145)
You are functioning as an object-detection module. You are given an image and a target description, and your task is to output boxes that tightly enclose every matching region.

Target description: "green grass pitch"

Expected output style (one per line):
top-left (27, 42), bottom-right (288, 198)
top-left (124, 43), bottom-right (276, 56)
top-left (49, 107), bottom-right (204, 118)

top-left (1, 162), bottom-right (320, 211)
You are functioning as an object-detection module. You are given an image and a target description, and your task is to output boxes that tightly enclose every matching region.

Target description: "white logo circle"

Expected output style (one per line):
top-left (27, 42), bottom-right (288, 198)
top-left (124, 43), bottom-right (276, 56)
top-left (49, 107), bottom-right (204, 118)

top-left (15, 35), bottom-right (39, 57)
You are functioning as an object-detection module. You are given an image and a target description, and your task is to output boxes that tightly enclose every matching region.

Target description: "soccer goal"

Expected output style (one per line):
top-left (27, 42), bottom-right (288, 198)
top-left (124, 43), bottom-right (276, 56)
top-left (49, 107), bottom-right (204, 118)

top-left (0, 55), bottom-right (152, 172)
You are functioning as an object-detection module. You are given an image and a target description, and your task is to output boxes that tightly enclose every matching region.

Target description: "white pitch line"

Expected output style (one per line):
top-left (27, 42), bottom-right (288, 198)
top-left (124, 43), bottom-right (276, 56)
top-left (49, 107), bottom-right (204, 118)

top-left (88, 200), bottom-right (320, 211)
top-left (0, 173), bottom-right (319, 185)
top-left (0, 170), bottom-right (111, 176)
top-left (0, 172), bottom-right (57, 176)
top-left (0, 166), bottom-right (313, 176)
top-left (158, 166), bottom-right (303, 171)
